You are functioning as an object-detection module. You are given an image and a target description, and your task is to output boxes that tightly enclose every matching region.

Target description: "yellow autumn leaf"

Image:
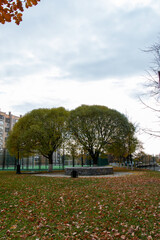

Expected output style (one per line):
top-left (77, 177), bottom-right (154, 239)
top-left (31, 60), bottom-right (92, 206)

top-left (10, 225), bottom-right (17, 229)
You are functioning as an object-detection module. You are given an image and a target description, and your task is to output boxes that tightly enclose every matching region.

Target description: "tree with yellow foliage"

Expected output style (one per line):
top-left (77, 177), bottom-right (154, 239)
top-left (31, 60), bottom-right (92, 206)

top-left (0, 0), bottom-right (40, 25)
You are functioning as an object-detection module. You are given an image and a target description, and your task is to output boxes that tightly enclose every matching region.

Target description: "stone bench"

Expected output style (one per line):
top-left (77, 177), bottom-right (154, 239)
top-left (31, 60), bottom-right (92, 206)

top-left (65, 166), bottom-right (113, 176)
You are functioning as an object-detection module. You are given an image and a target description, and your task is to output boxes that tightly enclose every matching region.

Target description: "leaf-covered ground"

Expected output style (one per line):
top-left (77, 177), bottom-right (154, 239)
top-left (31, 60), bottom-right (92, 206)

top-left (0, 171), bottom-right (159, 239)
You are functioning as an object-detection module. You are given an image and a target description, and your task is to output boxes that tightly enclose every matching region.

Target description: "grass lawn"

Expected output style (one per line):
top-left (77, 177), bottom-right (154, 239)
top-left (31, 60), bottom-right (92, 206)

top-left (0, 171), bottom-right (159, 239)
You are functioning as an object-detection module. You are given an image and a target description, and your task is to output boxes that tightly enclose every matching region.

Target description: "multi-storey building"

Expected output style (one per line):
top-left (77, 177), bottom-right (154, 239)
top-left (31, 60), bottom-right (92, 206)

top-left (0, 110), bottom-right (21, 150)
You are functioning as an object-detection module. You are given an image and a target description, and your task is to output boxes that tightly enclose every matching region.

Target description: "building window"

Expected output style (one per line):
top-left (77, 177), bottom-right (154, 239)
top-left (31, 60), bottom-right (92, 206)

top-left (5, 118), bottom-right (10, 123)
top-left (5, 128), bottom-right (10, 132)
top-left (0, 115), bottom-right (4, 120)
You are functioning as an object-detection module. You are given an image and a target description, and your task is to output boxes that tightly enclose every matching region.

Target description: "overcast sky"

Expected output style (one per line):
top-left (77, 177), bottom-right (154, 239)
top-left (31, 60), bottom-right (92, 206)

top-left (1, 0), bottom-right (160, 155)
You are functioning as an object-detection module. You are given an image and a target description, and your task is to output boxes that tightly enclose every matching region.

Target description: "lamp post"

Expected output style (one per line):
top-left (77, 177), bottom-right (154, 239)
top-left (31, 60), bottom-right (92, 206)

top-left (16, 150), bottom-right (21, 174)
top-left (81, 151), bottom-right (83, 167)
top-left (158, 71), bottom-right (160, 88)
top-left (62, 145), bottom-right (65, 170)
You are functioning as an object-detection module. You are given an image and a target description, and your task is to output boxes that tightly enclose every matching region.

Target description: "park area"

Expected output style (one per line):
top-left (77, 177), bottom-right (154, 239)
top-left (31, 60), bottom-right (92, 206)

top-left (0, 169), bottom-right (160, 240)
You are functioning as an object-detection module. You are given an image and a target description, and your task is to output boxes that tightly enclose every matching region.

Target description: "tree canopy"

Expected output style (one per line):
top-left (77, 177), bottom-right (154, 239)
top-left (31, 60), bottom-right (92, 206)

top-left (7, 105), bottom-right (139, 168)
top-left (107, 122), bottom-right (138, 162)
top-left (0, 0), bottom-right (40, 25)
top-left (69, 105), bottom-right (134, 165)
top-left (6, 107), bottom-right (69, 170)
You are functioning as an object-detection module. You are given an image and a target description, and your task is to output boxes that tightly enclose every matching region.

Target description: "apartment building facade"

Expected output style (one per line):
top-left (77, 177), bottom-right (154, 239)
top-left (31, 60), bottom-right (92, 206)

top-left (0, 110), bottom-right (20, 150)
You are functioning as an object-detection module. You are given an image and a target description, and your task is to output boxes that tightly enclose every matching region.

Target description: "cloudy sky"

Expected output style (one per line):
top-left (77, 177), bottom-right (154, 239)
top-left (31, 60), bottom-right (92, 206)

top-left (1, 0), bottom-right (160, 155)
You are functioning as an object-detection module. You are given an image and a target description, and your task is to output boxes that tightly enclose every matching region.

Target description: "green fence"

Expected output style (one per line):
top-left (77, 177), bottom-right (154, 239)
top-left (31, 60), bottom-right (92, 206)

top-left (0, 149), bottom-right (17, 170)
top-left (0, 149), bottom-right (110, 171)
top-left (98, 158), bottom-right (109, 166)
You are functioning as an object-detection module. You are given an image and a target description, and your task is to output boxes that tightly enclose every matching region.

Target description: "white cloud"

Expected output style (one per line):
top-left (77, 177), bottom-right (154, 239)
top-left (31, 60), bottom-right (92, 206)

top-left (0, 0), bottom-right (160, 155)
top-left (101, 0), bottom-right (154, 10)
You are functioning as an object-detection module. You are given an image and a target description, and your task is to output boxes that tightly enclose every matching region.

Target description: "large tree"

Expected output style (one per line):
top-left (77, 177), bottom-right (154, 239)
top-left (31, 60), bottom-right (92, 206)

top-left (69, 105), bottom-right (132, 165)
top-left (0, 0), bottom-right (40, 25)
top-left (107, 122), bottom-right (138, 165)
top-left (7, 107), bottom-right (69, 171)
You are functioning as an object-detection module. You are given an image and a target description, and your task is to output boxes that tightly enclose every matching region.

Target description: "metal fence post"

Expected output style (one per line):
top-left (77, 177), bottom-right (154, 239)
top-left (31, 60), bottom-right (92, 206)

top-left (16, 150), bottom-right (21, 174)
top-left (2, 148), bottom-right (6, 170)
top-left (81, 155), bottom-right (83, 167)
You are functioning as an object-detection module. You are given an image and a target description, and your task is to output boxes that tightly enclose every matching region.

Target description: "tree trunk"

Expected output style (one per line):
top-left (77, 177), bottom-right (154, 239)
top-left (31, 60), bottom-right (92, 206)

top-left (130, 154), bottom-right (133, 170)
top-left (72, 155), bottom-right (75, 167)
top-left (48, 153), bottom-right (53, 172)
top-left (89, 150), bottom-right (99, 166)
top-left (126, 155), bottom-right (129, 169)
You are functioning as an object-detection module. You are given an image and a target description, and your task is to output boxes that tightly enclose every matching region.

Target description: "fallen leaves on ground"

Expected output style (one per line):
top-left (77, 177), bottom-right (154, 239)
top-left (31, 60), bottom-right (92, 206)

top-left (0, 171), bottom-right (159, 239)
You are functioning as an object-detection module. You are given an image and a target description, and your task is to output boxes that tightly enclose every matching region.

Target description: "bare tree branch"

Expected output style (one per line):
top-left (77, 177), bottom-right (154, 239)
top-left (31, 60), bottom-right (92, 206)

top-left (139, 97), bottom-right (160, 112)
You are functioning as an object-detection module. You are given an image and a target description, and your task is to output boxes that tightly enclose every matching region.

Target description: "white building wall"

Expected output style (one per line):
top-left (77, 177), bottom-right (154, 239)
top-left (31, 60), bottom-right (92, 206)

top-left (0, 111), bottom-right (20, 150)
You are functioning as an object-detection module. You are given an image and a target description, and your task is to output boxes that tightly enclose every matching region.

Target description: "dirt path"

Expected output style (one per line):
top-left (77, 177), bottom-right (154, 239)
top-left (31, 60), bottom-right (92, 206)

top-left (34, 172), bottom-right (136, 178)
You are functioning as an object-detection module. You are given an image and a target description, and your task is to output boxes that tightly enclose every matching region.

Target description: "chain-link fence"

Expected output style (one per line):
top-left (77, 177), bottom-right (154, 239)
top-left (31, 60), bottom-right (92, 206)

top-left (0, 149), bottom-right (105, 171)
top-left (3, 149), bottom-right (158, 172)
top-left (0, 150), bottom-right (49, 171)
